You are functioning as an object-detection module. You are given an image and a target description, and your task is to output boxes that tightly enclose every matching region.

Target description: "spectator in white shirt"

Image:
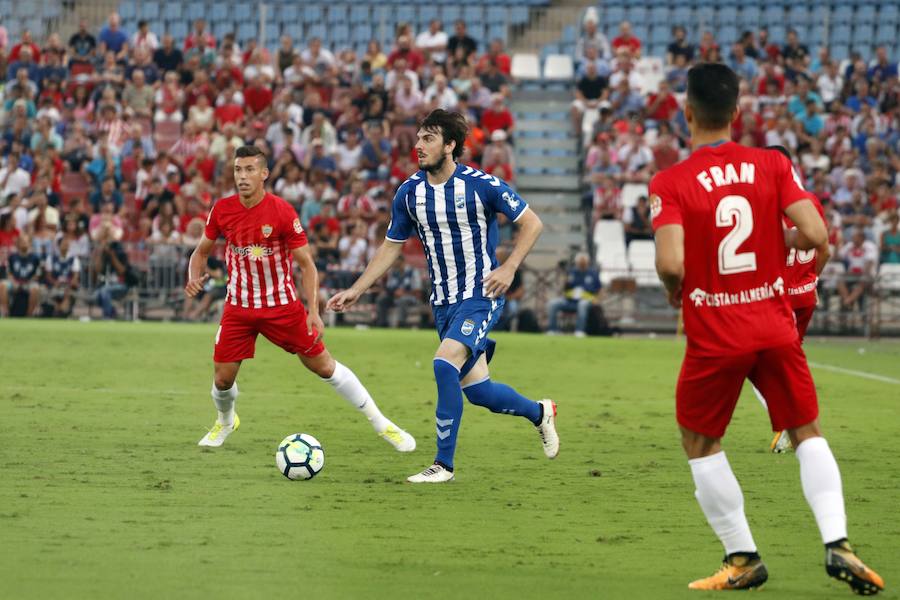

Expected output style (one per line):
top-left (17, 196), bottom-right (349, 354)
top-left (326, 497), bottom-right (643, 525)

top-left (0, 154), bottom-right (31, 199)
top-left (424, 74), bottom-right (459, 111)
top-left (416, 20), bottom-right (449, 64)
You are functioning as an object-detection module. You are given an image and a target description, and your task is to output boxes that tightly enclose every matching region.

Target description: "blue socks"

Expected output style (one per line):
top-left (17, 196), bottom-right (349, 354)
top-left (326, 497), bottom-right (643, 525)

top-left (433, 358), bottom-right (463, 470)
top-left (463, 379), bottom-right (542, 425)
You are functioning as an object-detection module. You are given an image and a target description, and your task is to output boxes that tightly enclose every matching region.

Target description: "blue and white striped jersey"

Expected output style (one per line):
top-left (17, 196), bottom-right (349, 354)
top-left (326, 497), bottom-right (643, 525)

top-left (386, 163), bottom-right (529, 306)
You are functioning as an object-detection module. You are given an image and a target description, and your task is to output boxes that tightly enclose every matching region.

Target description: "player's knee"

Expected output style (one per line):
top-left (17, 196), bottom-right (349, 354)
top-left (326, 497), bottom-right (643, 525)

top-left (788, 420), bottom-right (822, 447)
top-left (680, 427), bottom-right (720, 458)
top-left (214, 374), bottom-right (235, 390)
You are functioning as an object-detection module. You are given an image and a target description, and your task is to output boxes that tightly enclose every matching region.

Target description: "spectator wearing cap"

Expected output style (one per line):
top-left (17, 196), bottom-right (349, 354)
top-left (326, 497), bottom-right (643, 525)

top-left (611, 22), bottom-right (641, 58)
top-left (481, 129), bottom-right (515, 183)
top-left (577, 17), bottom-right (612, 63)
top-left (666, 26), bottom-right (693, 66)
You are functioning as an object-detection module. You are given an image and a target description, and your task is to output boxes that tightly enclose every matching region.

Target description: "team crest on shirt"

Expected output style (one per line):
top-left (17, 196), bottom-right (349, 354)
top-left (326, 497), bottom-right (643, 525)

top-left (454, 190), bottom-right (466, 209)
top-left (460, 319), bottom-right (475, 336)
top-left (261, 224), bottom-right (274, 238)
top-left (293, 218), bottom-right (303, 234)
top-left (649, 195), bottom-right (662, 219)
top-left (502, 191), bottom-right (520, 210)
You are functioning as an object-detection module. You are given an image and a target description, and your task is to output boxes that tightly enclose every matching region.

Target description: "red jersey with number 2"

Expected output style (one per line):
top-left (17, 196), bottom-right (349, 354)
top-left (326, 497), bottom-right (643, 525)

top-left (783, 192), bottom-right (824, 309)
top-left (650, 141), bottom-right (808, 356)
top-left (204, 193), bottom-right (308, 309)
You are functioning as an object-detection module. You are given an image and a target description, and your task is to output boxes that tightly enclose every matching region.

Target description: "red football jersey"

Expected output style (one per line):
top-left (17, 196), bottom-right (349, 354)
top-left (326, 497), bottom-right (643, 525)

top-left (783, 192), bottom-right (825, 309)
top-left (650, 141), bottom-right (807, 356)
top-left (204, 193), bottom-right (308, 309)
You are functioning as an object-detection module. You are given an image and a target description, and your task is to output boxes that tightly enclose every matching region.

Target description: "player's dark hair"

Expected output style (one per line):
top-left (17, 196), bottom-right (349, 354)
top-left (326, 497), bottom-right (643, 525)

top-left (687, 63), bottom-right (740, 130)
top-left (419, 109), bottom-right (468, 160)
top-left (235, 145), bottom-right (266, 167)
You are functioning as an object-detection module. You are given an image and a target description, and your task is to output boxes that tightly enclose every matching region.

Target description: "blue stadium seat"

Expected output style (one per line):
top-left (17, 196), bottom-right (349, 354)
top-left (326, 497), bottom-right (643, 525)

top-left (307, 22), bottom-right (327, 40)
top-left (332, 23), bottom-right (350, 45)
top-left (140, 1), bottom-right (160, 21)
top-left (351, 24), bottom-right (371, 44)
top-left (875, 25), bottom-right (897, 46)
top-left (303, 5), bottom-right (324, 24)
top-left (809, 25), bottom-right (825, 42)
top-left (604, 6), bottom-right (625, 25)
top-left (210, 3), bottom-right (228, 23)
top-left (852, 24), bottom-right (875, 47)
top-left (169, 20), bottom-right (189, 41)
top-left (327, 5), bottom-right (348, 25)
top-left (626, 6), bottom-right (647, 24)
top-left (510, 5), bottom-right (529, 25)
top-left (632, 24), bottom-right (649, 43)
top-left (855, 5), bottom-right (876, 25)
top-left (441, 6), bottom-right (462, 23)
top-left (235, 3), bottom-right (252, 22)
top-left (162, 3), bottom-right (182, 21)
top-left (881, 4), bottom-right (899, 25)
top-left (761, 8), bottom-right (785, 28)
top-left (648, 43), bottom-right (667, 58)
top-left (488, 23), bottom-right (508, 43)
top-left (718, 26), bottom-right (738, 45)
top-left (736, 6), bottom-right (759, 28)
top-left (149, 19), bottom-right (165, 35)
top-left (767, 24), bottom-right (786, 43)
top-left (119, 1), bottom-right (137, 21)
top-left (280, 4), bottom-right (300, 24)
top-left (650, 25), bottom-right (669, 45)
top-left (832, 5), bottom-right (853, 24)
top-left (349, 5), bottom-right (369, 24)
top-left (831, 24), bottom-right (852, 45)
top-left (486, 6), bottom-right (507, 23)
top-left (419, 6), bottom-right (439, 23)
top-left (561, 24), bottom-right (576, 44)
top-left (186, 2), bottom-right (206, 22)
top-left (792, 25), bottom-right (809, 41)
top-left (648, 6), bottom-right (669, 24)
top-left (671, 7), bottom-right (692, 27)
top-left (395, 5), bottom-right (415, 24)
top-left (785, 5), bottom-right (810, 25)
top-left (716, 7), bottom-right (738, 26)
top-left (831, 44), bottom-right (849, 61)
top-left (264, 22), bottom-right (279, 43)
top-left (237, 21), bottom-right (256, 43)
top-left (211, 21), bottom-right (232, 39)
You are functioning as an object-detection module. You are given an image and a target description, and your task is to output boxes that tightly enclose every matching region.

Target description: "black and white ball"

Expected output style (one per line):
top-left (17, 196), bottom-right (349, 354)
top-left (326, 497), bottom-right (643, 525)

top-left (275, 433), bottom-right (325, 480)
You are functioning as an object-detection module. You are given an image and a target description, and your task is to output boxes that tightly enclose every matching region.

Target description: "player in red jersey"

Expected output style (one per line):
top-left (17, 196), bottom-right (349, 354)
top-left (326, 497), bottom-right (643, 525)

top-left (651, 64), bottom-right (883, 594)
top-left (756, 146), bottom-right (831, 453)
top-left (185, 146), bottom-right (415, 453)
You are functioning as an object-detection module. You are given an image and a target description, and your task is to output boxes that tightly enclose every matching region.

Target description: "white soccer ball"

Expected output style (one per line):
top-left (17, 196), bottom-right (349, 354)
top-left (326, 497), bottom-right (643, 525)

top-left (275, 433), bottom-right (325, 480)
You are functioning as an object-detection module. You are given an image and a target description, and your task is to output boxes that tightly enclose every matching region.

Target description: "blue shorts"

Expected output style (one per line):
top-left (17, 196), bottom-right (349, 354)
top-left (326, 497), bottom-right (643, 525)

top-left (433, 297), bottom-right (504, 377)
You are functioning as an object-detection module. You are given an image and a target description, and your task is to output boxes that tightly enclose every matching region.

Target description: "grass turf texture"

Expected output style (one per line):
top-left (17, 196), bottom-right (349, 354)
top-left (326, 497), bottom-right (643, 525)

top-left (2, 320), bottom-right (897, 599)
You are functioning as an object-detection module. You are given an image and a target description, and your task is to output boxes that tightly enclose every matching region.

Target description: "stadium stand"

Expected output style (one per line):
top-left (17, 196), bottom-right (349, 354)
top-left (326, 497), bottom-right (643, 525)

top-left (0, 0), bottom-right (898, 335)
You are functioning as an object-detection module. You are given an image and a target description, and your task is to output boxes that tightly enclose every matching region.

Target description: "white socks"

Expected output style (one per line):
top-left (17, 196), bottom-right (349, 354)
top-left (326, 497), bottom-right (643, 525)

top-left (211, 382), bottom-right (238, 426)
top-left (689, 451), bottom-right (758, 555)
top-left (322, 361), bottom-right (390, 432)
top-left (796, 436), bottom-right (848, 544)
top-left (751, 384), bottom-right (768, 411)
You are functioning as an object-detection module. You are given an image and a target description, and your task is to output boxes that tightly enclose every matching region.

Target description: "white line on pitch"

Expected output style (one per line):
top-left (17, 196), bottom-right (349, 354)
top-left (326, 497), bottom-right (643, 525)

top-left (808, 362), bottom-right (900, 385)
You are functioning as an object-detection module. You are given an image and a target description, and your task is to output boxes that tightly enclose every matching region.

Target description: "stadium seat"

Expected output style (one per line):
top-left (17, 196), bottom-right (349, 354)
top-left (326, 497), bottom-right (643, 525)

top-left (604, 6), bottom-right (626, 25)
top-left (235, 3), bottom-right (253, 22)
top-left (649, 6), bottom-right (669, 24)
top-left (738, 6), bottom-right (760, 28)
top-left (881, 4), bottom-right (899, 25)
top-left (856, 5), bottom-right (876, 25)
top-left (875, 25), bottom-right (897, 46)
top-left (620, 183), bottom-right (649, 211)
top-left (768, 25), bottom-right (787, 43)
top-left (237, 21), bottom-right (257, 44)
top-left (831, 44), bottom-right (850, 61)
top-left (510, 5), bottom-right (529, 25)
top-left (162, 3), bottom-right (182, 21)
top-left (594, 221), bottom-right (628, 286)
top-left (169, 21), bottom-right (189, 41)
top-left (140, 1), bottom-right (160, 20)
top-left (785, 5), bottom-right (810, 25)
top-left (441, 6), bottom-right (462, 23)
top-left (649, 26), bottom-right (669, 46)
top-left (303, 5), bottom-right (324, 24)
top-left (832, 5), bottom-right (853, 24)
top-left (716, 6), bottom-right (738, 26)
top-left (543, 54), bottom-right (574, 80)
top-left (626, 6), bottom-right (647, 23)
top-left (186, 1), bottom-right (206, 21)
top-left (327, 5), bottom-right (348, 25)
top-left (831, 25), bottom-right (852, 45)
top-left (628, 240), bottom-right (659, 287)
top-left (511, 53), bottom-right (541, 80)
top-left (119, 1), bottom-right (137, 21)
top-left (879, 264), bottom-right (900, 292)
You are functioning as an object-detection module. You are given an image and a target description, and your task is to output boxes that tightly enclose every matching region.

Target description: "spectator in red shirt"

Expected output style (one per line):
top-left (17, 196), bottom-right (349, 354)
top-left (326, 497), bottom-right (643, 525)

top-left (476, 39), bottom-right (512, 76)
top-left (184, 19), bottom-right (216, 52)
top-left (697, 31), bottom-right (720, 62)
top-left (481, 129), bottom-right (515, 182)
top-left (336, 177), bottom-right (376, 220)
top-left (480, 93), bottom-right (514, 135)
top-left (645, 81), bottom-right (679, 123)
top-left (244, 76), bottom-right (274, 118)
top-left (9, 30), bottom-right (41, 63)
top-left (612, 22), bottom-right (642, 58)
top-left (387, 36), bottom-right (425, 72)
top-left (308, 201), bottom-right (341, 236)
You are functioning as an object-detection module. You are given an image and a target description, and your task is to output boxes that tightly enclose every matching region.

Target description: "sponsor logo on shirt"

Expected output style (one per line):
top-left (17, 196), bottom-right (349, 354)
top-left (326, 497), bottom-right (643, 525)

top-left (231, 243), bottom-right (274, 261)
top-left (649, 194), bottom-right (662, 219)
top-left (460, 319), bottom-right (475, 336)
top-left (454, 190), bottom-right (466, 209)
top-left (261, 224), bottom-right (273, 238)
top-left (502, 191), bottom-right (519, 211)
top-left (688, 277), bottom-right (786, 307)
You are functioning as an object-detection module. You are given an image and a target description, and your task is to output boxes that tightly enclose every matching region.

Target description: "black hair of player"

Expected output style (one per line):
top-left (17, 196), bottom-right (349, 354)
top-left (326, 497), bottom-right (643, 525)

top-left (419, 109), bottom-right (468, 160)
top-left (235, 145), bottom-right (266, 167)
top-left (686, 63), bottom-right (740, 130)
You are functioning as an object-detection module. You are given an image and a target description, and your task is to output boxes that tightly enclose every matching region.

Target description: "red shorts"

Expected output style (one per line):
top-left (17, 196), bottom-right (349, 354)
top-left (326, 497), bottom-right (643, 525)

top-left (676, 340), bottom-right (818, 438)
top-left (793, 304), bottom-right (815, 341)
top-left (214, 301), bottom-right (325, 363)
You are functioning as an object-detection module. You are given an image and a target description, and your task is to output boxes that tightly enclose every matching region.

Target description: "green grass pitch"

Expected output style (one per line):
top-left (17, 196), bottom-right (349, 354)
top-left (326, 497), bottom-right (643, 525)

top-left (2, 320), bottom-right (898, 599)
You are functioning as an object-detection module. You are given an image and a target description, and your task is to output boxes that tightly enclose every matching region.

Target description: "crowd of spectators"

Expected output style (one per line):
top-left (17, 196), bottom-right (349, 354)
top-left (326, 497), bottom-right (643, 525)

top-left (572, 12), bottom-right (900, 312)
top-left (0, 13), bottom-right (519, 319)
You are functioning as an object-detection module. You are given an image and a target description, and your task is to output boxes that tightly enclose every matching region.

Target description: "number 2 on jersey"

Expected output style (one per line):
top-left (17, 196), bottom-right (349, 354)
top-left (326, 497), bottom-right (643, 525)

top-left (716, 195), bottom-right (757, 275)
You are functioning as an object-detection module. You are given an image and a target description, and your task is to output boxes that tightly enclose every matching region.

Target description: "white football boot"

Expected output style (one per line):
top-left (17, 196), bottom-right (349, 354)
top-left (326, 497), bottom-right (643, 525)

top-left (536, 400), bottom-right (559, 458)
top-left (407, 463), bottom-right (455, 483)
top-left (378, 423), bottom-right (416, 452)
top-left (770, 430), bottom-right (791, 453)
top-left (198, 414), bottom-right (240, 447)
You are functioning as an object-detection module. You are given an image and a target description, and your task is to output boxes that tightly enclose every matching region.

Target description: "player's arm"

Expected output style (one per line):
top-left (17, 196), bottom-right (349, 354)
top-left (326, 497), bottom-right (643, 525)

top-left (185, 234), bottom-right (215, 297)
top-left (291, 244), bottom-right (325, 340)
top-left (326, 239), bottom-right (404, 312)
top-left (654, 224), bottom-right (684, 309)
top-left (784, 200), bottom-right (828, 251)
top-left (814, 237), bottom-right (831, 275)
top-left (484, 208), bottom-right (543, 298)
